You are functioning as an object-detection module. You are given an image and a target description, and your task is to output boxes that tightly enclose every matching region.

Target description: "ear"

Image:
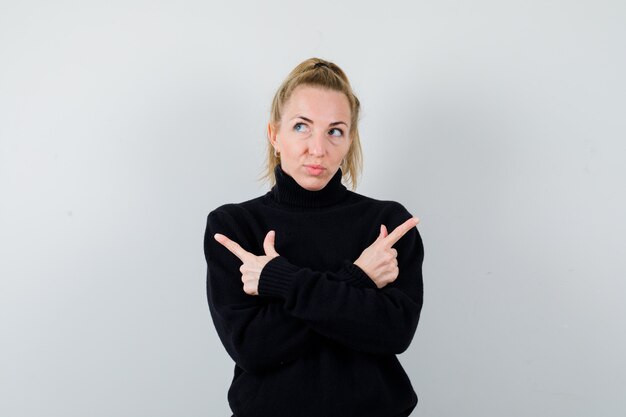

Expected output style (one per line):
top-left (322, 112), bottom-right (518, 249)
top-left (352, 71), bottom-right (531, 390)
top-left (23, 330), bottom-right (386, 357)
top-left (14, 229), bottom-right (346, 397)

top-left (267, 122), bottom-right (279, 149)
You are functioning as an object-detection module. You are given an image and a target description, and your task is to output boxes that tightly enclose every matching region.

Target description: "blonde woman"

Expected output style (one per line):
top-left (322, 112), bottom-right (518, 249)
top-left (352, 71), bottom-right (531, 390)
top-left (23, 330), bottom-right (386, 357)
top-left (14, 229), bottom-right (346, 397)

top-left (204, 58), bottom-right (424, 417)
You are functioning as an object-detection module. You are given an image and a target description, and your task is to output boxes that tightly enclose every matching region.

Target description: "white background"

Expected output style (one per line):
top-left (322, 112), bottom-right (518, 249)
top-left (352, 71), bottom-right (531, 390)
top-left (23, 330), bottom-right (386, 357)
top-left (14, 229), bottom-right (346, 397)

top-left (1, 1), bottom-right (625, 416)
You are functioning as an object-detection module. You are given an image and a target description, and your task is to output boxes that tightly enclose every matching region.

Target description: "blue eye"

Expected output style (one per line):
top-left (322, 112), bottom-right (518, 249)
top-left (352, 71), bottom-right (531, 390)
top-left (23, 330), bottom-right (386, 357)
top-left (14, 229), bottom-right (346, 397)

top-left (294, 123), bottom-right (307, 132)
top-left (329, 128), bottom-right (343, 137)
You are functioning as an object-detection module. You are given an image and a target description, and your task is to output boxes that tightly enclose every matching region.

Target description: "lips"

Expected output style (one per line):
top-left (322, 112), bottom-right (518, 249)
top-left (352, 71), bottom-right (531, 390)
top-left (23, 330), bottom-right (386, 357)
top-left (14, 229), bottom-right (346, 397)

top-left (305, 165), bottom-right (325, 176)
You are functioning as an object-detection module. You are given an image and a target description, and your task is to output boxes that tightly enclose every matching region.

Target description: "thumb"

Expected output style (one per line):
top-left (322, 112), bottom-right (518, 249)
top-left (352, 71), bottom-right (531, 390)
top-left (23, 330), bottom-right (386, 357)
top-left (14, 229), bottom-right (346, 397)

top-left (263, 230), bottom-right (280, 257)
top-left (375, 224), bottom-right (388, 241)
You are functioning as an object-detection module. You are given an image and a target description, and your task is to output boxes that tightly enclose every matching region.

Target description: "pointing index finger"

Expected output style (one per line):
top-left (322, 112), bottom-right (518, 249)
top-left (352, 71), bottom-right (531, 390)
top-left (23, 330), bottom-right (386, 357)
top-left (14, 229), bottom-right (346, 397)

top-left (214, 233), bottom-right (251, 262)
top-left (383, 217), bottom-right (420, 247)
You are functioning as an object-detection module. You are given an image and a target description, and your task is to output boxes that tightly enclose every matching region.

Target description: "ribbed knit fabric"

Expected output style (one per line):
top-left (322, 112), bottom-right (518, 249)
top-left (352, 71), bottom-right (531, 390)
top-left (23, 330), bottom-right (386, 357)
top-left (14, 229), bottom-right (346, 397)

top-left (204, 165), bottom-right (424, 417)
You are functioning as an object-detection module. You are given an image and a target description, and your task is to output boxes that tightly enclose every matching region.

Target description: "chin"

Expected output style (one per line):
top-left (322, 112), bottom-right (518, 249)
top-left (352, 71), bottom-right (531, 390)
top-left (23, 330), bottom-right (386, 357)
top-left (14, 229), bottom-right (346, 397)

top-left (298, 176), bottom-right (329, 191)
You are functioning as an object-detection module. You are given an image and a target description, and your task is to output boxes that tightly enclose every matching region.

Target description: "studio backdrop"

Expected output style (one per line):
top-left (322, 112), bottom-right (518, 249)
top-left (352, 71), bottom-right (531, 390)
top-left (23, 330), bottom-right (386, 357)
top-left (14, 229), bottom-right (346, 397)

top-left (1, 1), bottom-right (624, 416)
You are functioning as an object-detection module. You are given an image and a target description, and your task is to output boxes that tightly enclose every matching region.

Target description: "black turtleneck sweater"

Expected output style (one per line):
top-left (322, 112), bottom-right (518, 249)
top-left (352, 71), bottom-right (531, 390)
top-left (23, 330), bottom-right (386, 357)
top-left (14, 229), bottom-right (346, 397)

top-left (203, 165), bottom-right (424, 417)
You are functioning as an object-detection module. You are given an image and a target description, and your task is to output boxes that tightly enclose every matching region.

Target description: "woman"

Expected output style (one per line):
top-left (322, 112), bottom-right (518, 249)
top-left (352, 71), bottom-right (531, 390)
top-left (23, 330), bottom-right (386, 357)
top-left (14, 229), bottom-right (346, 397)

top-left (204, 58), bottom-right (424, 417)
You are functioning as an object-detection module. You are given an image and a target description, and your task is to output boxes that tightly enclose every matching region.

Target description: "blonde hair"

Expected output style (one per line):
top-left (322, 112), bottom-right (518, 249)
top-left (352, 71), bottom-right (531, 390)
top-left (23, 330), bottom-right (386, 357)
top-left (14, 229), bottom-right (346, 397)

top-left (260, 58), bottom-right (363, 190)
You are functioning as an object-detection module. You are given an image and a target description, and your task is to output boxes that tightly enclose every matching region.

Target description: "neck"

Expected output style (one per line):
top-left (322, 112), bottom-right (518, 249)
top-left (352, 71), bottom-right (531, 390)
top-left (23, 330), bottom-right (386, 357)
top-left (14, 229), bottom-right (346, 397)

top-left (270, 165), bottom-right (347, 208)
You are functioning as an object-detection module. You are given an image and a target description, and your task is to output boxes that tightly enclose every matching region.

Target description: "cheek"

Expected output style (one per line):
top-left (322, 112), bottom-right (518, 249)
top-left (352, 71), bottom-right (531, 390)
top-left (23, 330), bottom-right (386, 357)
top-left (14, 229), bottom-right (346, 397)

top-left (282, 140), bottom-right (307, 155)
top-left (336, 141), bottom-right (352, 156)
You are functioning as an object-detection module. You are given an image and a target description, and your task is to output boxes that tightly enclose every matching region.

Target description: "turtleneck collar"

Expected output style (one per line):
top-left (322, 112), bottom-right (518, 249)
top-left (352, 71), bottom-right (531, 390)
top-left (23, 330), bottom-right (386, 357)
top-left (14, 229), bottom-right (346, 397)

top-left (270, 164), bottom-right (347, 208)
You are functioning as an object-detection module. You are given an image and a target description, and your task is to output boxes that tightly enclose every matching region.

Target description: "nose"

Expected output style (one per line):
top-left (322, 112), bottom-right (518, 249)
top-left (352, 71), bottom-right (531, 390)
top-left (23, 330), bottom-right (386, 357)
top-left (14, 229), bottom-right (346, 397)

top-left (308, 130), bottom-right (325, 157)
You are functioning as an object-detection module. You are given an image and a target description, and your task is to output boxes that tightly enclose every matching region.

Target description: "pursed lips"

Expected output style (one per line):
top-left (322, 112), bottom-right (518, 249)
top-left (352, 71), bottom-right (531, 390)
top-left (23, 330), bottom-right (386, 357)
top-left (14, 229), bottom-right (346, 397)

top-left (304, 164), bottom-right (326, 176)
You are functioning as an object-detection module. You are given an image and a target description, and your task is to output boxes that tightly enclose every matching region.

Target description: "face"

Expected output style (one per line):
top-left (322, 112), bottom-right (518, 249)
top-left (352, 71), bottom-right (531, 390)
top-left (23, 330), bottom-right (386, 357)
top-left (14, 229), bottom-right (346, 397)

top-left (268, 85), bottom-right (352, 191)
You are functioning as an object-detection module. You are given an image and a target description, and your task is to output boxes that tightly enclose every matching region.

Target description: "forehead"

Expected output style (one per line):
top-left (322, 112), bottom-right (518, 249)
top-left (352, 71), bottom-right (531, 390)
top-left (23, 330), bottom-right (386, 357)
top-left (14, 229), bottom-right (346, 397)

top-left (283, 85), bottom-right (351, 122)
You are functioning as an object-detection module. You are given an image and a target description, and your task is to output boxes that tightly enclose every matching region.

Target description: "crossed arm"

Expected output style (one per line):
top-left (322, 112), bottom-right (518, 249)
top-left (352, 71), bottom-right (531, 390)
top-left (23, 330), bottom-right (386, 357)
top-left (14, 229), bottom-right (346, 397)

top-left (214, 215), bottom-right (418, 294)
top-left (204, 208), bottom-right (424, 373)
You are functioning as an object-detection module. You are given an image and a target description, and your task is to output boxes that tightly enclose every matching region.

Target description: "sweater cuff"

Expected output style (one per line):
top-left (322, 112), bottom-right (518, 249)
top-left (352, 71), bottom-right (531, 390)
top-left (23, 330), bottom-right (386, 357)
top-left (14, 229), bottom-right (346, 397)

top-left (337, 260), bottom-right (379, 289)
top-left (258, 256), bottom-right (301, 299)
top-left (258, 257), bottom-right (378, 298)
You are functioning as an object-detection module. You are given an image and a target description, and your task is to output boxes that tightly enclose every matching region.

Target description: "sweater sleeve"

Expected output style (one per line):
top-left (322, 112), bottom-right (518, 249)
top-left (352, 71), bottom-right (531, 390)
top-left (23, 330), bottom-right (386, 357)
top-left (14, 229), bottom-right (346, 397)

top-left (257, 204), bottom-right (424, 355)
top-left (204, 209), bottom-right (318, 374)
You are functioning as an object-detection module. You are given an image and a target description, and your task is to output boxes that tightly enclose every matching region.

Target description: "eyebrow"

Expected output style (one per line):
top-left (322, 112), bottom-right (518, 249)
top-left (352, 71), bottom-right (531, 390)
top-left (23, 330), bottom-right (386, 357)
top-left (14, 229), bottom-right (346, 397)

top-left (291, 115), bottom-right (348, 127)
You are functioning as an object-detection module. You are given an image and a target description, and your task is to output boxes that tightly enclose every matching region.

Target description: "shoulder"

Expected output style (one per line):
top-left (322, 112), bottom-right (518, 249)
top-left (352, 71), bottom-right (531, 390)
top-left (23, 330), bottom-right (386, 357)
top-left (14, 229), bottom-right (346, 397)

top-left (206, 194), bottom-right (267, 223)
top-left (346, 190), bottom-right (414, 222)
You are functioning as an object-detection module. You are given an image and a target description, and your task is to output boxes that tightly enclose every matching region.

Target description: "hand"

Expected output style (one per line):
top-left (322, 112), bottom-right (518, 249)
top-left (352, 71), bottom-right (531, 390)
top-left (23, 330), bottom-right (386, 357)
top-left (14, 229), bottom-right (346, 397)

top-left (214, 230), bottom-right (280, 296)
top-left (353, 217), bottom-right (420, 289)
